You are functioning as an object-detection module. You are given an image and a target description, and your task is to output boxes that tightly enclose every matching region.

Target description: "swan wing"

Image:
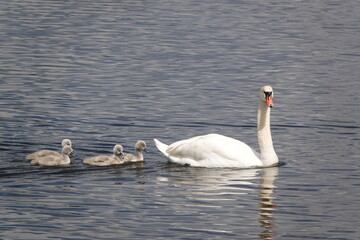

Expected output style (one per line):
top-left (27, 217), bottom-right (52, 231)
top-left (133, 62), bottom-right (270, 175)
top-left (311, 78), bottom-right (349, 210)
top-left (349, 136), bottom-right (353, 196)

top-left (123, 153), bottom-right (142, 162)
top-left (155, 134), bottom-right (262, 168)
top-left (31, 155), bottom-right (68, 166)
top-left (83, 155), bottom-right (123, 166)
top-left (26, 150), bottom-right (61, 160)
top-left (84, 155), bottom-right (110, 164)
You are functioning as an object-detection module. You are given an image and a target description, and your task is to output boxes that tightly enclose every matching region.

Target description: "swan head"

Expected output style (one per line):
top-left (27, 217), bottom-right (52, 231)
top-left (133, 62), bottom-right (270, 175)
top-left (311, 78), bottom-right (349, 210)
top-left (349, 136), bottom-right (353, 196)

top-left (135, 141), bottom-right (148, 153)
top-left (113, 144), bottom-right (124, 159)
top-left (259, 86), bottom-right (274, 108)
top-left (62, 139), bottom-right (72, 147)
top-left (62, 145), bottom-right (73, 156)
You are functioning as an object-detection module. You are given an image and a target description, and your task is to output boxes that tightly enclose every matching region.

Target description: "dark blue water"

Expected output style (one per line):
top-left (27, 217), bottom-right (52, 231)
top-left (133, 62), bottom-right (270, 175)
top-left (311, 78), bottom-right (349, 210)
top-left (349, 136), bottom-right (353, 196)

top-left (1, 1), bottom-right (359, 239)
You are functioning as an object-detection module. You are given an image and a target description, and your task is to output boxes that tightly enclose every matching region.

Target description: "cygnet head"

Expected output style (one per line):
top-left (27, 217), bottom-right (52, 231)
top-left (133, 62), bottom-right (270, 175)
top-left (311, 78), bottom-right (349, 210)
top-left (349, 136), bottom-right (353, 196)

top-left (259, 85), bottom-right (274, 108)
top-left (113, 144), bottom-right (124, 159)
top-left (62, 145), bottom-right (73, 156)
top-left (62, 139), bottom-right (72, 147)
top-left (135, 141), bottom-right (148, 153)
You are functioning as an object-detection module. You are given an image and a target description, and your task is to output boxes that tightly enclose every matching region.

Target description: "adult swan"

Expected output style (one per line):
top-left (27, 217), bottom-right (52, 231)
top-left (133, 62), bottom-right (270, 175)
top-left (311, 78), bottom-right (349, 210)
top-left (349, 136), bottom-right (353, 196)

top-left (154, 86), bottom-right (279, 168)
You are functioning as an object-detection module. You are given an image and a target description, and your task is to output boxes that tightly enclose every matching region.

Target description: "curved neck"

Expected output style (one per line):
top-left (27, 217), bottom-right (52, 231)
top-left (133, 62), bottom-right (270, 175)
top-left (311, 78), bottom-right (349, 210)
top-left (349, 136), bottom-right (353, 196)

top-left (63, 155), bottom-right (71, 165)
top-left (257, 101), bottom-right (278, 167)
top-left (135, 149), bottom-right (144, 161)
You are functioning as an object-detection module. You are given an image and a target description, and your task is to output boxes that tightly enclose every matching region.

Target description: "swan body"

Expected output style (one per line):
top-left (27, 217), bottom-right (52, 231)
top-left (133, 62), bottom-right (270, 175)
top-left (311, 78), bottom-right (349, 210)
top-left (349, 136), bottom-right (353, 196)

top-left (154, 134), bottom-right (262, 168)
top-left (123, 141), bottom-right (148, 163)
top-left (30, 145), bottom-right (73, 166)
top-left (83, 144), bottom-right (124, 166)
top-left (154, 86), bottom-right (279, 168)
top-left (26, 139), bottom-right (72, 161)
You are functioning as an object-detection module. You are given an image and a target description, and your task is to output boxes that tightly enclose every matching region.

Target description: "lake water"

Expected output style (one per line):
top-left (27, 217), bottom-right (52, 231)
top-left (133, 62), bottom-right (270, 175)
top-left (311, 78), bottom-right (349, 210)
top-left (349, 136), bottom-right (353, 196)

top-left (1, 0), bottom-right (359, 239)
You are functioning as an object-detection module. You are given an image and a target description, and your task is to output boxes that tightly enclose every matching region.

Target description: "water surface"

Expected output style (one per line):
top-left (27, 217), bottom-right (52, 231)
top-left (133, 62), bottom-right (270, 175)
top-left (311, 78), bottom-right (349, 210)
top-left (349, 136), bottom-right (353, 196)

top-left (0, 0), bottom-right (359, 239)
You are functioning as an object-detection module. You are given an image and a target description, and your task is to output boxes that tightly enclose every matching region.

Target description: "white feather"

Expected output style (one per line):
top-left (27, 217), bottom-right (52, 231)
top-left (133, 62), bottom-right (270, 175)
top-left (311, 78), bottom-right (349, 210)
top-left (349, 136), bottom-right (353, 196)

top-left (154, 86), bottom-right (279, 168)
top-left (154, 134), bottom-right (262, 168)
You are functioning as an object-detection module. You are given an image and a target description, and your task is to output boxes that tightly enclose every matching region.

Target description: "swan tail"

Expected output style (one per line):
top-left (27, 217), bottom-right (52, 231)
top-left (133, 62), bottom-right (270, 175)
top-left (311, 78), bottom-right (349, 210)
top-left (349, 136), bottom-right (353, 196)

top-left (154, 138), bottom-right (169, 157)
top-left (26, 154), bottom-right (35, 160)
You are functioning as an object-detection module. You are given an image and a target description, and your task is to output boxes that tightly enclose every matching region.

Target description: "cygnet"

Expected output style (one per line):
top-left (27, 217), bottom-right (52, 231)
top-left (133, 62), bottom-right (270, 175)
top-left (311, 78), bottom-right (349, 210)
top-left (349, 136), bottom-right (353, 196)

top-left (123, 141), bottom-right (148, 163)
top-left (83, 144), bottom-right (124, 166)
top-left (30, 145), bottom-right (73, 166)
top-left (26, 139), bottom-right (72, 161)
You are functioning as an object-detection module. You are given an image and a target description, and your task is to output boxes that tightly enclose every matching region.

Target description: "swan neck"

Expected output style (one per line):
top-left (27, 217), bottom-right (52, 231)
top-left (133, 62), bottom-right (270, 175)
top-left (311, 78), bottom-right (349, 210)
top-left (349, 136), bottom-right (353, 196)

top-left (257, 101), bottom-right (278, 167)
top-left (135, 149), bottom-right (144, 160)
top-left (64, 155), bottom-right (71, 164)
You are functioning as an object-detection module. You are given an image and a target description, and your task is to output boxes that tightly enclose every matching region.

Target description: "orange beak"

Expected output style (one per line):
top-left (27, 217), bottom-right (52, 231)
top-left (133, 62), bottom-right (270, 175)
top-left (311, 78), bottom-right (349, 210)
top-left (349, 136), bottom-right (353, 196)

top-left (266, 95), bottom-right (274, 108)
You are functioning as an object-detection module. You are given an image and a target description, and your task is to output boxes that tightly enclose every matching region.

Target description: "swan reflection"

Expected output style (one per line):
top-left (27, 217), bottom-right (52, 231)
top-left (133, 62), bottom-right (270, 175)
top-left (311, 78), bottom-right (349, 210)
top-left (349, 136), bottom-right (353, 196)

top-left (258, 167), bottom-right (278, 239)
top-left (158, 166), bottom-right (261, 192)
top-left (157, 165), bottom-right (278, 239)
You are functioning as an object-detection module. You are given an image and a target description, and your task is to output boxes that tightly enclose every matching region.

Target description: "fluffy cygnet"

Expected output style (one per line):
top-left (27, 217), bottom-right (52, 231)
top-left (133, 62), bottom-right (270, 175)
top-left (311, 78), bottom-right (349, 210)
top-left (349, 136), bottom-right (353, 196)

top-left (26, 139), bottom-right (72, 161)
top-left (30, 145), bottom-right (73, 166)
top-left (123, 141), bottom-right (148, 163)
top-left (83, 144), bottom-right (124, 166)
top-left (61, 139), bottom-right (72, 147)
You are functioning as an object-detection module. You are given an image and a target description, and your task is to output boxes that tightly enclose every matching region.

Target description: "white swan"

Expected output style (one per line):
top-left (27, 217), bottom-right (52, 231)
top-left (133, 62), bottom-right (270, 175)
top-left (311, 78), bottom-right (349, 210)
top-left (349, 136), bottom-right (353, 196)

top-left (123, 141), bottom-right (148, 163)
top-left (30, 145), bottom-right (73, 166)
top-left (154, 86), bottom-right (279, 168)
top-left (83, 144), bottom-right (124, 166)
